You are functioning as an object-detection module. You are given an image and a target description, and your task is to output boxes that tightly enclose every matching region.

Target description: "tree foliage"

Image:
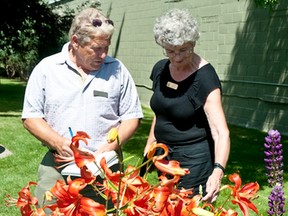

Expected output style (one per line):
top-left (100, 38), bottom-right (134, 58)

top-left (0, 0), bottom-right (100, 79)
top-left (0, 0), bottom-right (62, 79)
top-left (254, 0), bottom-right (280, 8)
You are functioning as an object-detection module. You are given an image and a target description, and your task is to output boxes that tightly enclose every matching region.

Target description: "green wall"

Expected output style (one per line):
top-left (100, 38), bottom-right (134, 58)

top-left (63, 0), bottom-right (288, 135)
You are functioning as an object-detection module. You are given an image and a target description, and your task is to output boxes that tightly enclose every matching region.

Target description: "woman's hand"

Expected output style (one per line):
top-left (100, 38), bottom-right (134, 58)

top-left (202, 169), bottom-right (223, 203)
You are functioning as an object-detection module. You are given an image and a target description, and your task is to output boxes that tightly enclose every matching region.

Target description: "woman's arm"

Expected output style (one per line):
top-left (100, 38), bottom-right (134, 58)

top-left (202, 88), bottom-right (230, 202)
top-left (144, 115), bottom-right (157, 156)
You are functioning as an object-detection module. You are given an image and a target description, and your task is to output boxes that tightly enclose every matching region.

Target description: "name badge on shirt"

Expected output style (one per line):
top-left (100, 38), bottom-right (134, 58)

top-left (166, 81), bottom-right (178, 90)
top-left (93, 90), bottom-right (108, 98)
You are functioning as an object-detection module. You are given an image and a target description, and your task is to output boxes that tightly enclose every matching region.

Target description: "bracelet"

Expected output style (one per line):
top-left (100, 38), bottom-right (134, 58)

top-left (214, 163), bottom-right (225, 173)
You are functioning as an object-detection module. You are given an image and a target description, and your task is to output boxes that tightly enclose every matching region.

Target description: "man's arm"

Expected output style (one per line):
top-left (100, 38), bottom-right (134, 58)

top-left (22, 118), bottom-right (73, 157)
top-left (95, 118), bottom-right (141, 154)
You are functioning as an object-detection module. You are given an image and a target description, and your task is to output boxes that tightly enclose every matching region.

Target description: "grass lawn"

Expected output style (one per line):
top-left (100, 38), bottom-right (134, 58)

top-left (0, 77), bottom-right (287, 215)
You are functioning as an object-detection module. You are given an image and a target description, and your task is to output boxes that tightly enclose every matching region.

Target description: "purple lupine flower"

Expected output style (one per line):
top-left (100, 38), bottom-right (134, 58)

top-left (264, 130), bottom-right (284, 187)
top-left (267, 183), bottom-right (286, 216)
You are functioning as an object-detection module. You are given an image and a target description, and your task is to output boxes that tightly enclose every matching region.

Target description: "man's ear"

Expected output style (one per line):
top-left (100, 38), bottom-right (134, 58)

top-left (70, 35), bottom-right (79, 48)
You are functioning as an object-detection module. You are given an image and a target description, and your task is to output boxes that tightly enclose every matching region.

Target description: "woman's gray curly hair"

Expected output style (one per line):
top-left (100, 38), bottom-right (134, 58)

top-left (153, 8), bottom-right (200, 47)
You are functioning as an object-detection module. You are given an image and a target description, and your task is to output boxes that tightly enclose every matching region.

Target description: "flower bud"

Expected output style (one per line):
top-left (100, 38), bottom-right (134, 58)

top-left (107, 127), bottom-right (118, 143)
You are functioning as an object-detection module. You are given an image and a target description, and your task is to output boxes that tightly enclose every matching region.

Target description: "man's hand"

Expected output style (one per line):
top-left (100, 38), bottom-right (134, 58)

top-left (54, 137), bottom-right (73, 157)
top-left (93, 141), bottom-right (119, 158)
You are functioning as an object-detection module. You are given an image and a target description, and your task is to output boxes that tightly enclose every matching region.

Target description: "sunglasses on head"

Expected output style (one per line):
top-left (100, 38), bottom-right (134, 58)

top-left (92, 19), bottom-right (114, 27)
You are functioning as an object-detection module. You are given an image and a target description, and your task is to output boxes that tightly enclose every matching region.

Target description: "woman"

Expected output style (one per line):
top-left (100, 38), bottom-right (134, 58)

top-left (144, 8), bottom-right (230, 203)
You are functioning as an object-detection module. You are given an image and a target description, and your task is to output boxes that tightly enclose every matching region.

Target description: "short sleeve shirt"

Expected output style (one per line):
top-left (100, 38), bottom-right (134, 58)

top-left (150, 59), bottom-right (221, 145)
top-left (22, 43), bottom-right (143, 151)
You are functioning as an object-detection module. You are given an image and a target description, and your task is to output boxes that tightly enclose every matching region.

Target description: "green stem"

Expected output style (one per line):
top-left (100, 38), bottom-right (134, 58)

top-left (115, 135), bottom-right (122, 216)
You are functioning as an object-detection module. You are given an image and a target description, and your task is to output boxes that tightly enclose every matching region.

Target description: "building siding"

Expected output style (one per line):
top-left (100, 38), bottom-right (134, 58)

top-left (59, 0), bottom-right (288, 135)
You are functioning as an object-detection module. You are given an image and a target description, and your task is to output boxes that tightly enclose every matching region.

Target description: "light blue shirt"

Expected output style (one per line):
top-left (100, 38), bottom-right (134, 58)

top-left (22, 43), bottom-right (143, 151)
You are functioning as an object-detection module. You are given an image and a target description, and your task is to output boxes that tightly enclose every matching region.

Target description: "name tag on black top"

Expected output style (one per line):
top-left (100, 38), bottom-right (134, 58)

top-left (93, 90), bottom-right (108, 98)
top-left (166, 81), bottom-right (178, 90)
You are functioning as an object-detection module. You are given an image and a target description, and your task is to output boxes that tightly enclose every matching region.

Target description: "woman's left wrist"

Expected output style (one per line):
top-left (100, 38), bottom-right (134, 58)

top-left (214, 162), bottom-right (225, 173)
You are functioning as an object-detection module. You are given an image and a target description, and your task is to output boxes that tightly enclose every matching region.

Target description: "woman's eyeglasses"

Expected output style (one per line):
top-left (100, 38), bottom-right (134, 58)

top-left (163, 46), bottom-right (193, 58)
top-left (92, 19), bottom-right (114, 27)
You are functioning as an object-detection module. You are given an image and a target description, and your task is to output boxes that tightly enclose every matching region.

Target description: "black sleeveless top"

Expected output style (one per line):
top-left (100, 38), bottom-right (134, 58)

top-left (150, 59), bottom-right (221, 146)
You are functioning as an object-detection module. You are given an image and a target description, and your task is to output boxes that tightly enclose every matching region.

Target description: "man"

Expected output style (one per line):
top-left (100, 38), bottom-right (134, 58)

top-left (21, 7), bottom-right (143, 211)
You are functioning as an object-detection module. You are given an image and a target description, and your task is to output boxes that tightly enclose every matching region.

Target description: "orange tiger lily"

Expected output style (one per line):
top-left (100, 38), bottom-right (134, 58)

top-left (5, 181), bottom-right (38, 216)
top-left (215, 208), bottom-right (238, 216)
top-left (182, 194), bottom-right (203, 216)
top-left (151, 186), bottom-right (171, 214)
top-left (147, 143), bottom-right (190, 176)
top-left (152, 178), bottom-right (196, 216)
top-left (150, 187), bottom-right (193, 216)
top-left (69, 131), bottom-right (95, 169)
top-left (54, 131), bottom-right (96, 184)
top-left (79, 165), bottom-right (97, 184)
top-left (70, 145), bottom-right (96, 169)
top-left (221, 173), bottom-right (259, 216)
top-left (33, 208), bottom-right (46, 216)
top-left (121, 193), bottom-right (152, 216)
top-left (100, 158), bottom-right (151, 208)
top-left (54, 131), bottom-right (94, 170)
top-left (50, 177), bottom-right (106, 216)
top-left (71, 131), bottom-right (91, 147)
